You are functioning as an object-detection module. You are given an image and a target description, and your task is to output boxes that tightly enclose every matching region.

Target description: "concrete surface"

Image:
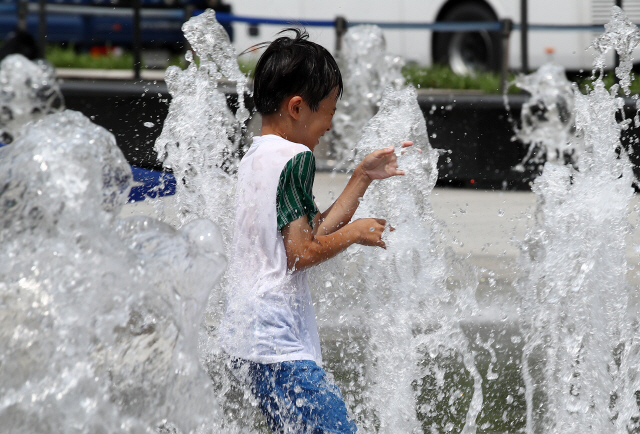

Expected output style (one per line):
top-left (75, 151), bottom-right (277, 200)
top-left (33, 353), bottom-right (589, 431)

top-left (120, 171), bottom-right (640, 291)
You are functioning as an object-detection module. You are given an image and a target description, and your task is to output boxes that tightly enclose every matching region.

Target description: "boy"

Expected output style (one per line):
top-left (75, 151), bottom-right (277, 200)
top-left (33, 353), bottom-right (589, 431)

top-left (220, 28), bottom-right (412, 433)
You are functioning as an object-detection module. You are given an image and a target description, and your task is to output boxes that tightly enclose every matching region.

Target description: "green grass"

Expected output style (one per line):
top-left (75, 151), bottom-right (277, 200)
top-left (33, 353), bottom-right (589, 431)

top-left (45, 44), bottom-right (509, 93)
top-left (47, 44), bottom-right (640, 97)
top-left (403, 63), bottom-right (640, 96)
top-left (45, 44), bottom-right (187, 70)
top-left (237, 58), bottom-right (257, 78)
top-left (402, 63), bottom-right (519, 94)
top-left (45, 44), bottom-right (258, 81)
top-left (568, 69), bottom-right (640, 96)
top-left (46, 45), bottom-right (134, 69)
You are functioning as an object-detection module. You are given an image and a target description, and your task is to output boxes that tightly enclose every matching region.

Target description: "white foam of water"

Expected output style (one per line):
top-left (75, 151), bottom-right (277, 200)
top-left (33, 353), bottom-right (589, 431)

top-left (314, 86), bottom-right (484, 433)
top-left (0, 54), bottom-right (63, 144)
top-left (0, 110), bottom-right (227, 433)
top-left (154, 9), bottom-right (249, 237)
top-left (154, 11), bottom-right (264, 432)
top-left (518, 6), bottom-right (640, 433)
top-left (515, 63), bottom-right (578, 167)
top-left (330, 25), bottom-right (405, 169)
top-left (591, 6), bottom-right (640, 95)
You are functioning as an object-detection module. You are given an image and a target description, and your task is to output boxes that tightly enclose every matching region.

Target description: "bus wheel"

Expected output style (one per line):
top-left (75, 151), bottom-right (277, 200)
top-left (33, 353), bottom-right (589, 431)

top-left (433, 1), bottom-right (501, 75)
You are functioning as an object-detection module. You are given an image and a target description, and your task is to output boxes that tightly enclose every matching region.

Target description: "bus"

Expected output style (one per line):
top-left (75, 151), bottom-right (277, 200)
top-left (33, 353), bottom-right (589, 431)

top-left (229, 0), bottom-right (640, 73)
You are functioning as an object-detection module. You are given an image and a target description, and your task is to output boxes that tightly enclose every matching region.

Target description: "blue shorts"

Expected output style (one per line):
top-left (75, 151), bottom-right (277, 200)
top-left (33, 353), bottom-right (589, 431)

top-left (229, 358), bottom-right (358, 434)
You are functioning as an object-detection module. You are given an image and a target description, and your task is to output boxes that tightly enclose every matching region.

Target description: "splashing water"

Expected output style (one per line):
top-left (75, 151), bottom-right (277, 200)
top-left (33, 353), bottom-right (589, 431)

top-left (0, 54), bottom-right (63, 144)
top-left (0, 109), bottom-right (227, 433)
top-left (313, 86), bottom-right (483, 433)
top-left (515, 63), bottom-right (578, 168)
top-left (156, 14), bottom-right (488, 432)
top-left (591, 7), bottom-right (640, 96)
top-left (517, 6), bottom-right (640, 433)
top-left (154, 11), bottom-right (266, 432)
top-left (8, 6), bottom-right (640, 433)
top-left (154, 9), bottom-right (249, 236)
top-left (330, 25), bottom-right (405, 169)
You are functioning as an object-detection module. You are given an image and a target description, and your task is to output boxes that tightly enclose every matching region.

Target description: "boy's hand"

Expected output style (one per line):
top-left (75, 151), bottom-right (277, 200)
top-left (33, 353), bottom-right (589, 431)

top-left (354, 218), bottom-right (389, 248)
top-left (360, 141), bottom-right (414, 181)
top-left (282, 216), bottom-right (390, 271)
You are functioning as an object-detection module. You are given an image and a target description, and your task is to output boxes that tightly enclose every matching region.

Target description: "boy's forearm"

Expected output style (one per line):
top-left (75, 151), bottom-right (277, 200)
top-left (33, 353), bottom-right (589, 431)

top-left (317, 166), bottom-right (371, 235)
top-left (286, 223), bottom-right (361, 271)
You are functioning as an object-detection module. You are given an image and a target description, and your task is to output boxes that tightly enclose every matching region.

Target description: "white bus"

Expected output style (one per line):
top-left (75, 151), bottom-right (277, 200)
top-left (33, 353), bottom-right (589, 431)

top-left (229, 0), bottom-right (640, 73)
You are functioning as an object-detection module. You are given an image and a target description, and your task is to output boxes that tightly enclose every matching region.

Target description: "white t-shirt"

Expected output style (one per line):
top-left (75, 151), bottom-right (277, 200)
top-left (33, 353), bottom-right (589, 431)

top-left (220, 135), bottom-right (322, 365)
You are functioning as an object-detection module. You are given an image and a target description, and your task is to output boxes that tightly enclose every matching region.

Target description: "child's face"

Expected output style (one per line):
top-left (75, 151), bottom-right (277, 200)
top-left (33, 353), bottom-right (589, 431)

top-left (298, 87), bottom-right (339, 150)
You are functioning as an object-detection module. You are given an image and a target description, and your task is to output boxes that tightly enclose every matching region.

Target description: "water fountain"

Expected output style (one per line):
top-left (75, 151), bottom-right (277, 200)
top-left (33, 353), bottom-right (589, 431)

top-left (4, 5), bottom-right (640, 434)
top-left (153, 10), bottom-right (265, 432)
top-left (516, 6), bottom-right (640, 433)
top-left (329, 25), bottom-right (405, 169)
top-left (154, 9), bottom-right (249, 236)
top-left (513, 62), bottom-right (578, 170)
top-left (0, 100), bottom-right (226, 433)
top-left (0, 53), bottom-right (63, 144)
top-left (350, 85), bottom-right (485, 433)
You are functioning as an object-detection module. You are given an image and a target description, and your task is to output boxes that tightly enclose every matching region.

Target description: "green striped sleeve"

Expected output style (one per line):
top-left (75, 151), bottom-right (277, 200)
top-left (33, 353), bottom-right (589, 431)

top-left (276, 151), bottom-right (319, 230)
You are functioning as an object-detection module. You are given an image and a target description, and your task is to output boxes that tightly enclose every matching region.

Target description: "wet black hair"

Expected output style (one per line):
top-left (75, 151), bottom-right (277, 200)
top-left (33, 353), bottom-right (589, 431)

top-left (250, 28), bottom-right (343, 115)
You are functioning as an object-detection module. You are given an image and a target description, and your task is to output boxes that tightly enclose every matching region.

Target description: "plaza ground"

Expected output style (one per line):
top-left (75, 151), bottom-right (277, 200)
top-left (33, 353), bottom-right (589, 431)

top-left (120, 172), bottom-right (640, 308)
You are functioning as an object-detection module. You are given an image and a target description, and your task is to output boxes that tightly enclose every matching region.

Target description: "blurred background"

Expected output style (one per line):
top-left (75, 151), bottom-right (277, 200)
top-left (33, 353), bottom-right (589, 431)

top-left (2, 0), bottom-right (639, 189)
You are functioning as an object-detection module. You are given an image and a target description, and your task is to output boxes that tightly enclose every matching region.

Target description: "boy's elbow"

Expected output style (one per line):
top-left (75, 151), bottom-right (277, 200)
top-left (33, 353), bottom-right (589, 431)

top-left (286, 255), bottom-right (301, 271)
top-left (285, 240), bottom-right (323, 271)
top-left (286, 254), bottom-right (313, 272)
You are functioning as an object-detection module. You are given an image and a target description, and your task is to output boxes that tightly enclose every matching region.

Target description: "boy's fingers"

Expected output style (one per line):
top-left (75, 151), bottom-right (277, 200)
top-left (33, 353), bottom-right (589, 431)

top-left (377, 145), bottom-right (395, 155)
top-left (400, 148), bottom-right (422, 155)
top-left (373, 142), bottom-right (412, 158)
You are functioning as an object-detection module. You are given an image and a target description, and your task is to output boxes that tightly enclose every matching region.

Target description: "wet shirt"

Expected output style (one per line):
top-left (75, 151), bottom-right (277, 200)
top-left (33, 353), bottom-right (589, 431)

top-left (220, 135), bottom-right (322, 365)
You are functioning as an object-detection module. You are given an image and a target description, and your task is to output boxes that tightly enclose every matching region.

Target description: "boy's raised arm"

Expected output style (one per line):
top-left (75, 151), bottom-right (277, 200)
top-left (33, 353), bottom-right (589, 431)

top-left (315, 141), bottom-right (413, 236)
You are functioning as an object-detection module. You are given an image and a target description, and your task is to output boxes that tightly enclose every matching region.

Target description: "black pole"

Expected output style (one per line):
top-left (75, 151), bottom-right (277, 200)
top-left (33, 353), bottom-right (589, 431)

top-left (500, 18), bottom-right (513, 93)
top-left (183, 4), bottom-right (193, 56)
top-left (520, 0), bottom-right (528, 73)
top-left (615, 0), bottom-right (622, 73)
top-left (335, 16), bottom-right (347, 52)
top-left (133, 0), bottom-right (141, 80)
top-left (38, 0), bottom-right (46, 59)
top-left (17, 0), bottom-right (27, 32)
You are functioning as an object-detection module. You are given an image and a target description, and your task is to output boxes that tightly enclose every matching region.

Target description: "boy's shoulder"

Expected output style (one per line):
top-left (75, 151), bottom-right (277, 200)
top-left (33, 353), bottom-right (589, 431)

top-left (238, 136), bottom-right (315, 188)
top-left (248, 135), bottom-right (313, 161)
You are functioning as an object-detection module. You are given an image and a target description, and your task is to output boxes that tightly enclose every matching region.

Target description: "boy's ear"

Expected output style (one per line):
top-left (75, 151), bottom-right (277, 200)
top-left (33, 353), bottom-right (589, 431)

top-left (287, 96), bottom-right (304, 120)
